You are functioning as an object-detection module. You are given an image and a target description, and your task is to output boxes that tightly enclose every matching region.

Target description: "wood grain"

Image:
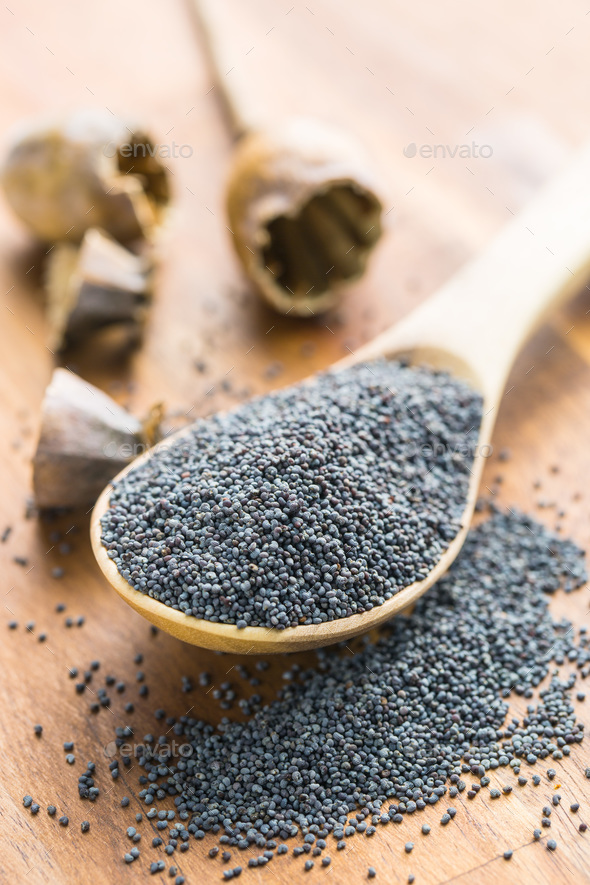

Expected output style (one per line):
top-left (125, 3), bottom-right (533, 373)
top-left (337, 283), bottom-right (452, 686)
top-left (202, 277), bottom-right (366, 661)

top-left (1, 1), bottom-right (590, 883)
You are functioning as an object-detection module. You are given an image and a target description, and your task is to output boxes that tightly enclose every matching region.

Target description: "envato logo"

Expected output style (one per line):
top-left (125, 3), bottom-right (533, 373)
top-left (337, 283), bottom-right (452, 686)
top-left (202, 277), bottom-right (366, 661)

top-left (104, 740), bottom-right (193, 759)
top-left (403, 142), bottom-right (493, 159)
top-left (103, 141), bottom-right (194, 159)
top-left (104, 438), bottom-right (493, 462)
top-left (103, 437), bottom-right (183, 461)
top-left (405, 442), bottom-right (493, 459)
top-left (104, 441), bottom-right (150, 460)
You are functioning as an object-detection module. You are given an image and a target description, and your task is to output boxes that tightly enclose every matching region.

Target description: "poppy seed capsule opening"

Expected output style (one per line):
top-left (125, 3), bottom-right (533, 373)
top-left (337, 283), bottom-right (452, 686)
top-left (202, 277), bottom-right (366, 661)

top-left (226, 118), bottom-right (384, 316)
top-left (263, 184), bottom-right (381, 300)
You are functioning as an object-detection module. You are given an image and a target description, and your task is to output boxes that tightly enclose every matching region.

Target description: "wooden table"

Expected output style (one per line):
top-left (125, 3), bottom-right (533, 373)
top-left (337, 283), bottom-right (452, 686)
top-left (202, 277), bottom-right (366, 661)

top-left (1, 1), bottom-right (590, 882)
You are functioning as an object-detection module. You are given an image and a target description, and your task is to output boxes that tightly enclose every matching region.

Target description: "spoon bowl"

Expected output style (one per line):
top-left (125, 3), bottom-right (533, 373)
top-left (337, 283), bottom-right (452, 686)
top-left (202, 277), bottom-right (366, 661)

top-left (90, 376), bottom-right (485, 654)
top-left (91, 146), bottom-right (590, 652)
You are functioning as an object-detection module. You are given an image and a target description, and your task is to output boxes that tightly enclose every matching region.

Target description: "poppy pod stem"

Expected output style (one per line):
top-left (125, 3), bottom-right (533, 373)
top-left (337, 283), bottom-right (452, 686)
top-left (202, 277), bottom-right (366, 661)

top-left (187, 0), bottom-right (259, 140)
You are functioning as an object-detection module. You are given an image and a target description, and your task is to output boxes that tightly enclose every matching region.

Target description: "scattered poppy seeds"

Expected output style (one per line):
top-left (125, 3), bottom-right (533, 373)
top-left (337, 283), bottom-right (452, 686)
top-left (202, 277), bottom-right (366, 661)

top-left (104, 511), bottom-right (587, 856)
top-left (15, 504), bottom-right (590, 875)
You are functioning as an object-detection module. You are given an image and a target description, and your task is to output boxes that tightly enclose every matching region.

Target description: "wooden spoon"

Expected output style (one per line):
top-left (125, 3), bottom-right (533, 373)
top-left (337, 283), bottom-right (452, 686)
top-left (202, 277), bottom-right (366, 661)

top-left (91, 146), bottom-right (590, 653)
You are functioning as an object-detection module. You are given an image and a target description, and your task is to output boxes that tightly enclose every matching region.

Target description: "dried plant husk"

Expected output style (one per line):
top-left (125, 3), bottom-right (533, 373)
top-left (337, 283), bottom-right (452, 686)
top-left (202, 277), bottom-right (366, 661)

top-left (45, 228), bottom-right (153, 352)
top-left (141, 402), bottom-right (165, 448)
top-left (226, 118), bottom-right (383, 315)
top-left (32, 368), bottom-right (154, 510)
top-left (0, 108), bottom-right (170, 244)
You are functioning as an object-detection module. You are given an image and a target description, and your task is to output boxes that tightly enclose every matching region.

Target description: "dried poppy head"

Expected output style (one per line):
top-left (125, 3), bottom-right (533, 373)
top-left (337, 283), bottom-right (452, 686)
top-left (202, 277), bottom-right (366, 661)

top-left (226, 118), bottom-right (383, 316)
top-left (32, 368), bottom-right (163, 510)
top-left (0, 108), bottom-right (170, 244)
top-left (45, 227), bottom-right (153, 352)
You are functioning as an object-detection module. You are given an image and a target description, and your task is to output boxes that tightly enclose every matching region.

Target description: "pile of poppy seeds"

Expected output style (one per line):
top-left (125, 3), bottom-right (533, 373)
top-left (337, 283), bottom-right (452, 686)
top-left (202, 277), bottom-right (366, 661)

top-left (115, 511), bottom-right (587, 860)
top-left (17, 508), bottom-right (590, 876)
top-left (101, 359), bottom-right (483, 628)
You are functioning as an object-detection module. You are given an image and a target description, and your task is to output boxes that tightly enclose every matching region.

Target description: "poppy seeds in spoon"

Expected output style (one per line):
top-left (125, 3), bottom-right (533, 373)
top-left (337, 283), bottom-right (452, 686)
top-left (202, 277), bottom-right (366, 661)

top-left (101, 360), bottom-right (482, 628)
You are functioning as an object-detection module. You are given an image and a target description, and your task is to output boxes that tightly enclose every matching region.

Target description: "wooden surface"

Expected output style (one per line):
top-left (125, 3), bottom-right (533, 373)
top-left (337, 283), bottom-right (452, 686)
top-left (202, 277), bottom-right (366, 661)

top-left (1, 1), bottom-right (590, 883)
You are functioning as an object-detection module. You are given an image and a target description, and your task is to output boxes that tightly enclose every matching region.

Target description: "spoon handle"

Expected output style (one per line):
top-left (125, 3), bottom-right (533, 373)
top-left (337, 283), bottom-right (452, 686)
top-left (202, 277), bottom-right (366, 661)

top-left (356, 144), bottom-right (590, 403)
